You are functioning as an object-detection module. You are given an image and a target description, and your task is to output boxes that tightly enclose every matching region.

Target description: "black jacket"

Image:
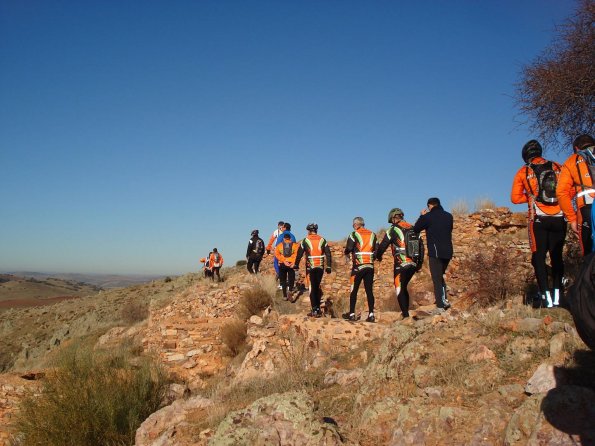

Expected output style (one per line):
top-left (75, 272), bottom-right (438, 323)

top-left (413, 205), bottom-right (453, 259)
top-left (246, 236), bottom-right (265, 259)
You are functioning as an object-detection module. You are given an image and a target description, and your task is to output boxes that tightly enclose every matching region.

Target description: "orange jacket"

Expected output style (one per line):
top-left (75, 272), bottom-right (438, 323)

top-left (274, 240), bottom-right (299, 265)
top-left (511, 157), bottom-right (563, 218)
top-left (556, 153), bottom-right (594, 223)
top-left (209, 252), bottom-right (224, 268)
top-left (266, 229), bottom-right (282, 251)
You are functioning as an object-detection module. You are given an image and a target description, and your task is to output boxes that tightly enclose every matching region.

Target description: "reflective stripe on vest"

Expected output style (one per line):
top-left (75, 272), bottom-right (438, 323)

top-left (304, 235), bottom-right (326, 268)
top-left (353, 230), bottom-right (375, 265)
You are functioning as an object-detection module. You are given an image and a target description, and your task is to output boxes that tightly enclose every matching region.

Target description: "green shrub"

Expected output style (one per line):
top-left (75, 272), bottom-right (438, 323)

top-left (236, 260), bottom-right (248, 267)
top-left (14, 344), bottom-right (168, 446)
top-left (220, 319), bottom-right (247, 356)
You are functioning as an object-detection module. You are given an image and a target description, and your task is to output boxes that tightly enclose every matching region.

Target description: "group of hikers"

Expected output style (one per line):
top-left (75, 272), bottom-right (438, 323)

top-left (511, 133), bottom-right (595, 308)
top-left (236, 197), bottom-right (454, 322)
top-left (198, 133), bottom-right (595, 325)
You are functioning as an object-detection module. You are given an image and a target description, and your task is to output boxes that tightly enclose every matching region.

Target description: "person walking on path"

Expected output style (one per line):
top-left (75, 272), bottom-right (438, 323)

top-left (343, 217), bottom-right (377, 322)
top-left (511, 140), bottom-right (566, 307)
top-left (200, 255), bottom-right (212, 279)
top-left (275, 233), bottom-right (299, 301)
top-left (266, 221), bottom-right (285, 281)
top-left (376, 208), bottom-right (417, 319)
top-left (209, 248), bottom-right (224, 282)
top-left (246, 230), bottom-right (265, 274)
top-left (294, 223), bottom-right (332, 317)
top-left (556, 134), bottom-right (595, 256)
top-left (413, 197), bottom-right (453, 313)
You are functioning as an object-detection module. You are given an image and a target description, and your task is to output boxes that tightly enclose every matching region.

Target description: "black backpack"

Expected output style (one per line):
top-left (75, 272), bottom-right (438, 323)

top-left (526, 161), bottom-right (558, 205)
top-left (567, 253), bottom-right (595, 350)
top-left (393, 226), bottom-right (425, 271)
top-left (254, 238), bottom-right (265, 256)
top-left (282, 241), bottom-right (293, 258)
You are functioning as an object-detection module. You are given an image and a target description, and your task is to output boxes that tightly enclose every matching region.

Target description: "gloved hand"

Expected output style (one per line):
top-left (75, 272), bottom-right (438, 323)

top-left (293, 264), bottom-right (300, 270)
top-left (325, 267), bottom-right (331, 274)
top-left (376, 256), bottom-right (382, 262)
top-left (266, 249), bottom-right (271, 255)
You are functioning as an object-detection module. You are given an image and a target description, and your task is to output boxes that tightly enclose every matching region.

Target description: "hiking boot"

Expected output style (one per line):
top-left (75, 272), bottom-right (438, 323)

top-left (443, 302), bottom-right (451, 310)
top-left (308, 309), bottom-right (322, 318)
top-left (287, 290), bottom-right (293, 302)
top-left (365, 313), bottom-right (376, 323)
top-left (342, 312), bottom-right (357, 321)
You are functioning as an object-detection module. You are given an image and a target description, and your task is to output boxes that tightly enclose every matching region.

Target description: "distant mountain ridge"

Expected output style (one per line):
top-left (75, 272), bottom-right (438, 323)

top-left (4, 272), bottom-right (168, 289)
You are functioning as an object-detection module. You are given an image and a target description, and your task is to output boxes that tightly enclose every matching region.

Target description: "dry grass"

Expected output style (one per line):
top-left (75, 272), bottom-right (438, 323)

top-left (236, 277), bottom-right (275, 320)
top-left (13, 341), bottom-right (168, 446)
top-left (121, 300), bottom-right (149, 324)
top-left (474, 197), bottom-right (497, 211)
top-left (220, 319), bottom-right (247, 356)
top-left (450, 199), bottom-right (470, 216)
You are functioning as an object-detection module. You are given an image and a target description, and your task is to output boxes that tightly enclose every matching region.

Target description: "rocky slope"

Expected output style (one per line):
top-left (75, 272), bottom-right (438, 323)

top-left (1, 208), bottom-right (593, 446)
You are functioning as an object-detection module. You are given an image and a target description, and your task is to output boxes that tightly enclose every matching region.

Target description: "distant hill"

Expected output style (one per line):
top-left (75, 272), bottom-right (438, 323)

top-left (5, 272), bottom-right (168, 289)
top-left (0, 274), bottom-right (102, 309)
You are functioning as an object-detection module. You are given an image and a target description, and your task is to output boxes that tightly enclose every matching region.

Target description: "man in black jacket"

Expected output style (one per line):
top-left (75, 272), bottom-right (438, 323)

top-left (246, 230), bottom-right (265, 274)
top-left (413, 197), bottom-right (453, 312)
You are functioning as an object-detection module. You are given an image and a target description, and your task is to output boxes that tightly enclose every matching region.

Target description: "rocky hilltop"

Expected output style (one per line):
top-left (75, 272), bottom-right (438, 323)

top-left (1, 208), bottom-right (593, 445)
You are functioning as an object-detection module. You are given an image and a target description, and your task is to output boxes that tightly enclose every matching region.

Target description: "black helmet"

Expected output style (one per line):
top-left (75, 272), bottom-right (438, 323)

top-left (522, 140), bottom-right (542, 163)
top-left (306, 223), bottom-right (318, 232)
top-left (573, 134), bottom-right (595, 152)
top-left (387, 208), bottom-right (404, 223)
top-left (251, 229), bottom-right (259, 236)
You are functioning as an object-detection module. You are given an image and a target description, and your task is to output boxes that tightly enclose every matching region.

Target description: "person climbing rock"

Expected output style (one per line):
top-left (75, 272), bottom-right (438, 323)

top-left (376, 208), bottom-right (418, 319)
top-left (294, 223), bottom-right (332, 317)
top-left (511, 139), bottom-right (566, 307)
top-left (209, 248), bottom-right (224, 282)
top-left (275, 233), bottom-right (299, 301)
top-left (413, 197), bottom-right (453, 314)
top-left (557, 134), bottom-right (595, 256)
top-left (246, 230), bottom-right (265, 274)
top-left (343, 217), bottom-right (377, 322)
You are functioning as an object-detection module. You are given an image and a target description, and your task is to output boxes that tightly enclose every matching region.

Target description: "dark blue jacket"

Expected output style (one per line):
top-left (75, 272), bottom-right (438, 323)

top-left (413, 205), bottom-right (453, 259)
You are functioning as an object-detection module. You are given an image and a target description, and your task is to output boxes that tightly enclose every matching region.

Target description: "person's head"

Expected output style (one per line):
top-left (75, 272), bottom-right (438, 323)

top-left (573, 134), bottom-right (595, 153)
top-left (283, 222), bottom-right (291, 231)
top-left (277, 221), bottom-right (285, 230)
top-left (427, 197), bottom-right (441, 210)
top-left (387, 208), bottom-right (404, 224)
top-left (213, 248), bottom-right (218, 253)
top-left (251, 229), bottom-right (259, 237)
top-left (522, 140), bottom-right (543, 163)
top-left (352, 217), bottom-right (365, 229)
top-left (283, 233), bottom-right (291, 241)
top-left (306, 223), bottom-right (318, 233)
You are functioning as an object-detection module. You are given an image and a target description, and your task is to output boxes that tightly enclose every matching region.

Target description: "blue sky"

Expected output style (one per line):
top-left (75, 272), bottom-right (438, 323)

top-left (0, 1), bottom-right (576, 274)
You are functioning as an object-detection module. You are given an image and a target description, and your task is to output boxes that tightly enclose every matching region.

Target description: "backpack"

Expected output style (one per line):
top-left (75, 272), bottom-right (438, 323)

top-left (213, 253), bottom-right (221, 266)
top-left (526, 161), bottom-right (558, 205)
top-left (567, 253), bottom-right (595, 349)
top-left (402, 227), bottom-right (425, 271)
top-left (254, 238), bottom-right (265, 256)
top-left (282, 241), bottom-right (293, 258)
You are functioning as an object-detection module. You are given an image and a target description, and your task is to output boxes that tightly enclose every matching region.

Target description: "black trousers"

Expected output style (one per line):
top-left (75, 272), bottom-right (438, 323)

top-left (309, 268), bottom-right (324, 310)
top-left (580, 205), bottom-right (593, 256)
top-left (247, 257), bottom-right (261, 274)
top-left (350, 267), bottom-right (374, 314)
top-left (211, 267), bottom-right (221, 281)
top-left (429, 257), bottom-right (450, 308)
top-left (279, 264), bottom-right (295, 297)
top-left (395, 265), bottom-right (416, 317)
top-left (530, 215), bottom-right (566, 294)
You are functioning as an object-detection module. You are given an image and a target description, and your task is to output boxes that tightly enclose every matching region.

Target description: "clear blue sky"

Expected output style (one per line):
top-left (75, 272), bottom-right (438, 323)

top-left (0, 0), bottom-right (576, 275)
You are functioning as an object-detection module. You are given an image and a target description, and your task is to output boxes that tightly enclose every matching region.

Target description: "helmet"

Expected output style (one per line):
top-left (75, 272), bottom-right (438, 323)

top-left (306, 223), bottom-right (318, 232)
top-left (573, 134), bottom-right (595, 152)
top-left (251, 229), bottom-right (259, 236)
top-left (522, 140), bottom-right (542, 163)
top-left (387, 208), bottom-right (404, 223)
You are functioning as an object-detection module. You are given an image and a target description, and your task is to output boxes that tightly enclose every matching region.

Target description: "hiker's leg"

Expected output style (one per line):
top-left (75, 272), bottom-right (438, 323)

top-left (279, 265), bottom-right (289, 297)
top-left (309, 268), bottom-right (323, 310)
top-left (548, 217), bottom-right (566, 291)
top-left (362, 268), bottom-right (374, 313)
top-left (429, 257), bottom-right (446, 307)
top-left (397, 267), bottom-right (415, 317)
top-left (531, 219), bottom-right (549, 296)
top-left (349, 269), bottom-right (362, 314)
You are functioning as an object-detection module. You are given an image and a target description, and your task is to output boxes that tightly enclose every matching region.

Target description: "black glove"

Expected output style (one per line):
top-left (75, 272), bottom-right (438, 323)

top-left (293, 264), bottom-right (300, 270)
top-left (325, 267), bottom-right (331, 274)
top-left (266, 249), bottom-right (270, 255)
top-left (376, 256), bottom-right (382, 262)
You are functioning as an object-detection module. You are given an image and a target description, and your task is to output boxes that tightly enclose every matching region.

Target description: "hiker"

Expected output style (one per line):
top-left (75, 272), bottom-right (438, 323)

top-left (200, 256), bottom-right (212, 279)
top-left (413, 197), bottom-right (453, 313)
top-left (209, 248), bottom-right (224, 282)
top-left (376, 208), bottom-right (421, 319)
top-left (294, 223), bottom-right (332, 317)
top-left (557, 134), bottom-right (595, 255)
top-left (246, 230), bottom-right (265, 274)
top-left (275, 233), bottom-right (299, 301)
top-left (511, 140), bottom-right (566, 307)
top-left (266, 221), bottom-right (286, 284)
top-left (343, 217), bottom-right (377, 322)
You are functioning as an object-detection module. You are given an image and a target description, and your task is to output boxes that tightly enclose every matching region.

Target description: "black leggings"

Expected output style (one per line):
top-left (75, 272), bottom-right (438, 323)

top-left (531, 215), bottom-right (566, 293)
top-left (429, 257), bottom-right (450, 308)
top-left (279, 264), bottom-right (295, 297)
top-left (395, 265), bottom-right (415, 317)
top-left (309, 268), bottom-right (324, 310)
top-left (579, 205), bottom-right (593, 256)
top-left (350, 267), bottom-right (374, 314)
top-left (247, 257), bottom-right (261, 274)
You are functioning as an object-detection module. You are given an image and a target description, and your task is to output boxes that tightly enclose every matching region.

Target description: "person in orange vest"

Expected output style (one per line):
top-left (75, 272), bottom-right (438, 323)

top-left (556, 134), bottom-right (595, 256)
top-left (343, 217), bottom-right (377, 322)
top-left (209, 248), bottom-right (224, 282)
top-left (294, 223), bottom-right (332, 317)
top-left (275, 233), bottom-right (299, 301)
top-left (376, 208), bottom-right (417, 319)
top-left (511, 140), bottom-right (566, 307)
